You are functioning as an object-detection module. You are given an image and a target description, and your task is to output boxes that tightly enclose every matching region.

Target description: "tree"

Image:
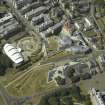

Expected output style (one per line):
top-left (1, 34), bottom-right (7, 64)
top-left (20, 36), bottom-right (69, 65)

top-left (0, 54), bottom-right (12, 67)
top-left (66, 66), bottom-right (75, 78)
top-left (62, 96), bottom-right (73, 105)
top-left (0, 66), bottom-right (6, 76)
top-left (64, 2), bottom-right (70, 9)
top-left (55, 76), bottom-right (65, 85)
top-left (94, 0), bottom-right (105, 4)
top-left (71, 76), bottom-right (80, 83)
top-left (60, 88), bottom-right (70, 96)
top-left (38, 96), bottom-right (49, 105)
top-left (81, 73), bottom-right (91, 80)
top-left (0, 51), bottom-right (12, 76)
top-left (48, 97), bottom-right (60, 105)
top-left (70, 85), bottom-right (82, 101)
top-left (84, 95), bottom-right (92, 105)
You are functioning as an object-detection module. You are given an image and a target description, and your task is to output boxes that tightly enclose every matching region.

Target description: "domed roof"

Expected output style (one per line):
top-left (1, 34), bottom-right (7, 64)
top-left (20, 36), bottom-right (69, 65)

top-left (3, 43), bottom-right (23, 64)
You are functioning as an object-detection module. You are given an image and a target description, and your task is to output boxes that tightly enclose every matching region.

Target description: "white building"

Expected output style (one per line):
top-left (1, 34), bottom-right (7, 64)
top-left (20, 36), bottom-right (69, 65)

top-left (74, 22), bottom-right (80, 30)
top-left (84, 18), bottom-right (92, 27)
top-left (3, 43), bottom-right (23, 64)
top-left (74, 22), bottom-right (84, 30)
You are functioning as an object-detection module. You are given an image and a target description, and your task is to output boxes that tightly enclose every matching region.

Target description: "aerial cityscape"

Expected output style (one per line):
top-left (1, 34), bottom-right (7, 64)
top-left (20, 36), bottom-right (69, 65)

top-left (0, 0), bottom-right (105, 105)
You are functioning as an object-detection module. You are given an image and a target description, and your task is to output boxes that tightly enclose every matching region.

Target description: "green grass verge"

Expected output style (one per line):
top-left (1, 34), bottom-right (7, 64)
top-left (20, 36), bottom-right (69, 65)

top-left (0, 96), bottom-right (5, 105)
top-left (48, 37), bottom-right (59, 51)
top-left (6, 64), bottom-right (57, 97)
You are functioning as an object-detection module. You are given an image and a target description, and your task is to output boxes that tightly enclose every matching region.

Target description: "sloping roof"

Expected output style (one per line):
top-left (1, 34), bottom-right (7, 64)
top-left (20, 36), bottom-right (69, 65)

top-left (3, 43), bottom-right (23, 64)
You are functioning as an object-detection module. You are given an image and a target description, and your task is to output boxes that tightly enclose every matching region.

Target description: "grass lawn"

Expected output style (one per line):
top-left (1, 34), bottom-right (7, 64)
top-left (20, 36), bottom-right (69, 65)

top-left (0, 96), bottom-right (5, 105)
top-left (6, 64), bottom-right (57, 97)
top-left (79, 72), bottom-right (105, 93)
top-left (44, 51), bottom-right (73, 63)
top-left (0, 5), bottom-right (7, 12)
top-left (47, 36), bottom-right (59, 51)
top-left (84, 30), bottom-right (97, 38)
top-left (79, 82), bottom-right (88, 95)
top-left (97, 18), bottom-right (105, 31)
top-left (0, 68), bottom-right (26, 86)
top-left (101, 17), bottom-right (105, 26)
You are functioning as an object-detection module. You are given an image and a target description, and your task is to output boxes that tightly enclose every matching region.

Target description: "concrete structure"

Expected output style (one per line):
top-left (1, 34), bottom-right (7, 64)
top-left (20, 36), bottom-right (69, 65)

top-left (78, 0), bottom-right (90, 13)
top-left (59, 36), bottom-right (73, 48)
top-left (25, 6), bottom-right (47, 20)
top-left (20, 4), bottom-right (31, 15)
top-left (0, 0), bottom-right (5, 4)
top-left (20, 1), bottom-right (40, 15)
top-left (85, 18), bottom-right (92, 27)
top-left (3, 23), bottom-right (20, 36)
top-left (31, 14), bottom-right (44, 26)
top-left (40, 29), bottom-right (52, 38)
top-left (0, 21), bottom-right (21, 38)
top-left (49, 20), bottom-right (64, 34)
top-left (3, 43), bottom-right (23, 64)
top-left (74, 22), bottom-right (80, 30)
top-left (0, 13), bottom-right (13, 26)
top-left (0, 18), bottom-right (16, 29)
top-left (48, 66), bottom-right (66, 82)
top-left (8, 0), bottom-right (34, 9)
top-left (0, 12), bottom-right (21, 38)
top-left (40, 20), bottom-right (64, 37)
top-left (98, 54), bottom-right (105, 65)
top-left (74, 22), bottom-right (84, 30)
top-left (37, 20), bottom-right (54, 32)
top-left (66, 46), bottom-right (90, 53)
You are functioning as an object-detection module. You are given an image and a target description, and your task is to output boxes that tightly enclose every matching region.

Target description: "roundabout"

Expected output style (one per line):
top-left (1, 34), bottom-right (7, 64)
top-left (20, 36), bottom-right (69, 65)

top-left (17, 35), bottom-right (42, 61)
